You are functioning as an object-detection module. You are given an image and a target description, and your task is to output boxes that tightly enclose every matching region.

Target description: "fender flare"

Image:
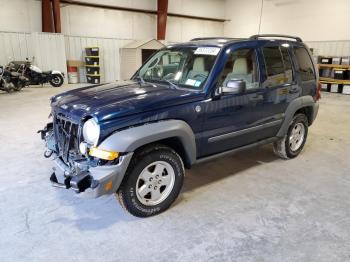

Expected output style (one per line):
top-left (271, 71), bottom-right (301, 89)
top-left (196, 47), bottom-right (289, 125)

top-left (98, 120), bottom-right (197, 165)
top-left (277, 95), bottom-right (316, 137)
top-left (51, 70), bottom-right (64, 77)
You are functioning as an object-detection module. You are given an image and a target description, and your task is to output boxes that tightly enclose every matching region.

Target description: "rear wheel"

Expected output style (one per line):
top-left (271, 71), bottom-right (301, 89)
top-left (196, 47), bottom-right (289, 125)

top-left (117, 144), bottom-right (184, 217)
top-left (273, 113), bottom-right (308, 159)
top-left (49, 74), bottom-right (64, 87)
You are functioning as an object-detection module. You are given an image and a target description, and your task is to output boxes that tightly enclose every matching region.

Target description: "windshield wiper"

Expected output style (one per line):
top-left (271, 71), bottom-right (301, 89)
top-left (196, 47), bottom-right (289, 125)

top-left (163, 79), bottom-right (178, 89)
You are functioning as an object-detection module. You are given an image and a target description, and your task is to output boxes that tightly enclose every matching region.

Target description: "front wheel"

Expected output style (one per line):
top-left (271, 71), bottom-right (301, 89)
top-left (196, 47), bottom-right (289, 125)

top-left (273, 113), bottom-right (308, 159)
top-left (13, 82), bottom-right (24, 91)
top-left (49, 74), bottom-right (64, 87)
top-left (117, 144), bottom-right (184, 217)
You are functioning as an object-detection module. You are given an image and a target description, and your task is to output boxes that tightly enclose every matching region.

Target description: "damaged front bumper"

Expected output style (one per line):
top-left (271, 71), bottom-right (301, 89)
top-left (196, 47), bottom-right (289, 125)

top-left (50, 152), bottom-right (133, 198)
top-left (39, 121), bottom-right (133, 198)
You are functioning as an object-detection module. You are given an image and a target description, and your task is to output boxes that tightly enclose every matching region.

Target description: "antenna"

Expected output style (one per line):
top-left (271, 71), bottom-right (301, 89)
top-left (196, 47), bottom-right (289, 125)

top-left (258, 0), bottom-right (264, 34)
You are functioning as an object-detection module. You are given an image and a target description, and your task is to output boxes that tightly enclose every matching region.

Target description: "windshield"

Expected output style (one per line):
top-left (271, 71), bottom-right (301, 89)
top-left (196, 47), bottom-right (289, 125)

top-left (136, 47), bottom-right (220, 89)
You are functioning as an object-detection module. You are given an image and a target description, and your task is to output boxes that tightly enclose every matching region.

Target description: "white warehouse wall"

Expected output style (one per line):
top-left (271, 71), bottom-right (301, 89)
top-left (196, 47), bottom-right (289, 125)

top-left (0, 0), bottom-right (41, 32)
top-left (224, 0), bottom-right (350, 41)
top-left (0, 0), bottom-right (224, 41)
top-left (61, 0), bottom-right (225, 41)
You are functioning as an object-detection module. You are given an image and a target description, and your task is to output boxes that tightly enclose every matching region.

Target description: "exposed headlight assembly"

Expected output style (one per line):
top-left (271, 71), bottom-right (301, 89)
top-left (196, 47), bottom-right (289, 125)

top-left (82, 118), bottom-right (100, 146)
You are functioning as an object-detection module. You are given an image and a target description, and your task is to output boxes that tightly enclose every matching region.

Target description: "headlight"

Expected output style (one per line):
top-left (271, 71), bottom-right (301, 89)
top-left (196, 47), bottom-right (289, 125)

top-left (82, 118), bottom-right (100, 146)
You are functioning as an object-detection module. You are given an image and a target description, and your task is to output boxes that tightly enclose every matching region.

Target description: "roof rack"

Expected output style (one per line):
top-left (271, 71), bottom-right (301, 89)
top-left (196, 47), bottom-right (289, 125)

top-left (190, 37), bottom-right (245, 41)
top-left (249, 34), bottom-right (302, 42)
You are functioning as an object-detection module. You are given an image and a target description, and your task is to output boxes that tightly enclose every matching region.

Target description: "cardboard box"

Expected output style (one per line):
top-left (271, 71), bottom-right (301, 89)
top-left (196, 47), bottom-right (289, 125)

top-left (330, 84), bottom-right (339, 93)
top-left (67, 60), bottom-right (85, 67)
top-left (343, 85), bottom-right (350, 95)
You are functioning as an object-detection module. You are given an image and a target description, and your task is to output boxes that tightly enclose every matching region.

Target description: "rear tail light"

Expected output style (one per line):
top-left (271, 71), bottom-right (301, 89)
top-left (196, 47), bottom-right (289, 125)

top-left (314, 82), bottom-right (321, 101)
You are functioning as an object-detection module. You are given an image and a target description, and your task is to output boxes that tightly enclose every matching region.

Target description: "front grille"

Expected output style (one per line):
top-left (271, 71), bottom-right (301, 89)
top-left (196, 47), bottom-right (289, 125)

top-left (53, 114), bottom-right (81, 164)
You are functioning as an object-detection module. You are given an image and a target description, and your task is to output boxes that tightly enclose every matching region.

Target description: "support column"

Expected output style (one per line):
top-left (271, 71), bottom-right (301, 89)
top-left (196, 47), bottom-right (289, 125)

top-left (42, 0), bottom-right (53, 32)
top-left (52, 0), bottom-right (62, 33)
top-left (157, 0), bottom-right (168, 40)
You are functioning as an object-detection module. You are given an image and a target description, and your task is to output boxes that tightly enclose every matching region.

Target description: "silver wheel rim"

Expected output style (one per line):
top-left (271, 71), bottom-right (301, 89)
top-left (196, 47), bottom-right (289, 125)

top-left (52, 76), bottom-right (61, 84)
top-left (136, 161), bottom-right (175, 206)
top-left (289, 123), bottom-right (305, 151)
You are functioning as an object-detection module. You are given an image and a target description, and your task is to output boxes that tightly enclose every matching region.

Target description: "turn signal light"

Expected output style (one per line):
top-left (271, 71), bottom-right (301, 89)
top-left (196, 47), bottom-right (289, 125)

top-left (89, 147), bottom-right (119, 160)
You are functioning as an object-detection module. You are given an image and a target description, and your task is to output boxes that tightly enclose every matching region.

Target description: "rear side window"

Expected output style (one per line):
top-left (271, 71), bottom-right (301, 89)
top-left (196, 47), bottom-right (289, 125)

top-left (262, 46), bottom-right (293, 87)
top-left (293, 47), bottom-right (315, 81)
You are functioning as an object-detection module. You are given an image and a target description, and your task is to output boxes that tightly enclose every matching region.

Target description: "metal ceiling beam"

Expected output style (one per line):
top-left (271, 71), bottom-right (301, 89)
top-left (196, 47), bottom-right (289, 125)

top-left (42, 0), bottom-right (54, 32)
top-left (52, 0), bottom-right (62, 33)
top-left (60, 0), bottom-right (228, 22)
top-left (157, 0), bottom-right (168, 40)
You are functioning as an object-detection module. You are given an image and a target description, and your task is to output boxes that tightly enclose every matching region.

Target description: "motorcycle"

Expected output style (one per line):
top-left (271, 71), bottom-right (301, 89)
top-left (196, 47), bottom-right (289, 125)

top-left (8, 58), bottom-right (65, 87)
top-left (0, 66), bottom-right (29, 92)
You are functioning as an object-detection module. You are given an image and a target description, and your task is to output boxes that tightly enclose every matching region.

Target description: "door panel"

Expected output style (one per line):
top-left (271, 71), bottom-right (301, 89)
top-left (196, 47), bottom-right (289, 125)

top-left (198, 42), bottom-right (295, 158)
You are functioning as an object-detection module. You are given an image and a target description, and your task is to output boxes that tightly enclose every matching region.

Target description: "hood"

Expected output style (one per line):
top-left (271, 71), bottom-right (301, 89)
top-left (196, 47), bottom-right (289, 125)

top-left (51, 80), bottom-right (204, 122)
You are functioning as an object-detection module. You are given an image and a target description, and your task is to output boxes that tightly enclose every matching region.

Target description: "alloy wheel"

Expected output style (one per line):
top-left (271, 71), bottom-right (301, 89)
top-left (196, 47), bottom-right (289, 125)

top-left (136, 161), bottom-right (175, 206)
top-left (289, 122), bottom-right (305, 151)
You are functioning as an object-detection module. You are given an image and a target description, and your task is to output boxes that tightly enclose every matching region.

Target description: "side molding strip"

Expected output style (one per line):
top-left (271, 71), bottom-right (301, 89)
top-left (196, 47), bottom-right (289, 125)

top-left (196, 137), bottom-right (279, 164)
top-left (208, 119), bottom-right (283, 143)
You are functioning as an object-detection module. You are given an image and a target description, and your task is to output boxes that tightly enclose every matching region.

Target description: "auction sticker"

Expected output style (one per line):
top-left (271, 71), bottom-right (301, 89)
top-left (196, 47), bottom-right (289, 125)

top-left (194, 47), bottom-right (220, 56)
top-left (185, 79), bottom-right (197, 86)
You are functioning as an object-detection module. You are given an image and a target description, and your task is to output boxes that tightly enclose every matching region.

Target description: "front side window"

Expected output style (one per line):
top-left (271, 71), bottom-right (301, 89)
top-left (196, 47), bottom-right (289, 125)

top-left (293, 47), bottom-right (316, 81)
top-left (137, 47), bottom-right (219, 89)
top-left (262, 45), bottom-right (293, 87)
top-left (217, 48), bottom-right (259, 90)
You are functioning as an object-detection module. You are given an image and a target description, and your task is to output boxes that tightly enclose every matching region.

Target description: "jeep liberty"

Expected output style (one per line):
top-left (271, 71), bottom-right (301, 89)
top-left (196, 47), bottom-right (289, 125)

top-left (40, 34), bottom-right (320, 217)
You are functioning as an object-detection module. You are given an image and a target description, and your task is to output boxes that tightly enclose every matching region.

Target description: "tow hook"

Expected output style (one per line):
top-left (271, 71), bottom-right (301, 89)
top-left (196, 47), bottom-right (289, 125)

top-left (38, 122), bottom-right (53, 140)
top-left (44, 150), bottom-right (53, 158)
top-left (37, 129), bottom-right (48, 140)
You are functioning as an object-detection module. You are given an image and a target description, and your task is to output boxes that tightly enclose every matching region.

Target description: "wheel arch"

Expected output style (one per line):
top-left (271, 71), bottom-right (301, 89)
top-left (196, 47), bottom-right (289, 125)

top-left (277, 95), bottom-right (317, 138)
top-left (294, 106), bottom-right (313, 126)
top-left (98, 120), bottom-right (197, 168)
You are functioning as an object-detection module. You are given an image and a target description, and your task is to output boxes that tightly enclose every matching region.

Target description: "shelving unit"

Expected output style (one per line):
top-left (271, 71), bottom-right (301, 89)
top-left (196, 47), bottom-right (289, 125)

top-left (318, 63), bottom-right (350, 94)
top-left (85, 47), bottom-right (101, 84)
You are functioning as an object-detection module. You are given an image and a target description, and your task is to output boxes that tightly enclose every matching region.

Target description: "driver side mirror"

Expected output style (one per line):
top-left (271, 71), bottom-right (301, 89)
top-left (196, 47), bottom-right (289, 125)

top-left (222, 79), bottom-right (246, 94)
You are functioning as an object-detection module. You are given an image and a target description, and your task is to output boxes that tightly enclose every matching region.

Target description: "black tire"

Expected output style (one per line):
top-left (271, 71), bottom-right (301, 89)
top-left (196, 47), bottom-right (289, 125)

top-left (49, 74), bottom-right (64, 87)
top-left (117, 144), bottom-right (184, 217)
top-left (14, 83), bottom-right (24, 91)
top-left (273, 113), bottom-right (308, 159)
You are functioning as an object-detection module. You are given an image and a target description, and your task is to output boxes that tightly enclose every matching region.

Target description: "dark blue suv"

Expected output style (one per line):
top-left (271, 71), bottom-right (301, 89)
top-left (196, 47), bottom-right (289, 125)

top-left (41, 34), bottom-right (320, 217)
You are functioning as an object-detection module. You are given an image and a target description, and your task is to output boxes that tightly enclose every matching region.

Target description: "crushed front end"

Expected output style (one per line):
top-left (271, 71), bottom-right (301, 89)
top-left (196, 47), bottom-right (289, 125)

top-left (39, 112), bottom-right (133, 198)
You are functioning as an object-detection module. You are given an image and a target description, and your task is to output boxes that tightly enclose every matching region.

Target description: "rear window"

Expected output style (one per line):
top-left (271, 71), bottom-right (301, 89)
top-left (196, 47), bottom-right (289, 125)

top-left (262, 46), bottom-right (293, 87)
top-left (293, 47), bottom-right (315, 81)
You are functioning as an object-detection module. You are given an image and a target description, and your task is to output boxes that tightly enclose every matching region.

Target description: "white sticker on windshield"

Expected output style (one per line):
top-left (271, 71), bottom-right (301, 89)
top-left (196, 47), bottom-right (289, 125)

top-left (185, 79), bottom-right (197, 86)
top-left (194, 81), bottom-right (201, 87)
top-left (194, 47), bottom-right (220, 56)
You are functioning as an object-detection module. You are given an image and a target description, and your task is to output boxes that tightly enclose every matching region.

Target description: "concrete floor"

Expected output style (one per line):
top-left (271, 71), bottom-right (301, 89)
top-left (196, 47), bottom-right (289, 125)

top-left (0, 84), bottom-right (350, 262)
